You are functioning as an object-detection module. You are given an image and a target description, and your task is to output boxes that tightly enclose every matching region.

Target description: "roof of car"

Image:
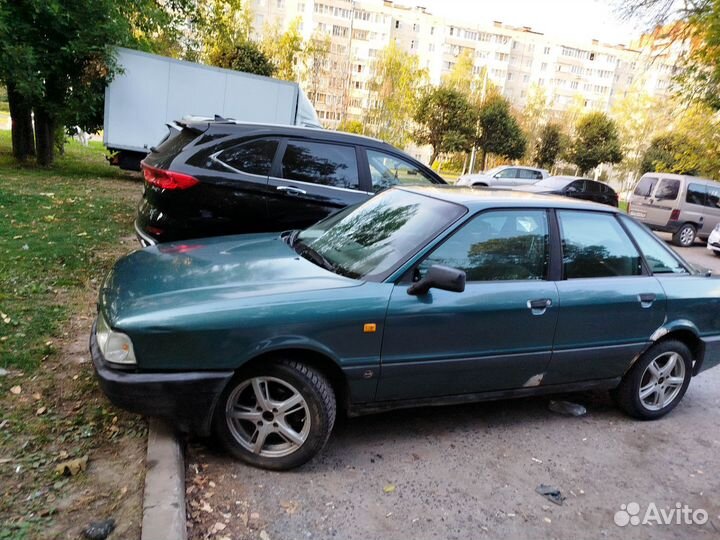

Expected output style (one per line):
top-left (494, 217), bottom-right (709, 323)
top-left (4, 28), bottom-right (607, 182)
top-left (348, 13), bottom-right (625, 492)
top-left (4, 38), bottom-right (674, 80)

top-left (183, 118), bottom-right (390, 147)
top-left (398, 185), bottom-right (619, 212)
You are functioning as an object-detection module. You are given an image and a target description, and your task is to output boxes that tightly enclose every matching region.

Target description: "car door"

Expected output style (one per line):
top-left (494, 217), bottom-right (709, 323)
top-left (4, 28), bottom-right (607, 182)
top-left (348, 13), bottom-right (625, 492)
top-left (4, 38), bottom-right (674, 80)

top-left (492, 167), bottom-right (519, 186)
top-left (376, 209), bottom-right (559, 401)
top-left (266, 138), bottom-right (371, 231)
top-left (628, 175), bottom-right (660, 222)
top-left (644, 177), bottom-right (681, 226)
top-left (563, 180), bottom-right (588, 201)
top-left (517, 168), bottom-right (540, 185)
top-left (545, 210), bottom-right (666, 384)
top-left (704, 183), bottom-right (720, 235)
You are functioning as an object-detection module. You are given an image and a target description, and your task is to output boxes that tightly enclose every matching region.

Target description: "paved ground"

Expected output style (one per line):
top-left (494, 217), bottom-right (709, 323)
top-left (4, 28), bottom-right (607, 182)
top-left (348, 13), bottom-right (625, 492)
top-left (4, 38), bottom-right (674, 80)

top-left (186, 238), bottom-right (720, 540)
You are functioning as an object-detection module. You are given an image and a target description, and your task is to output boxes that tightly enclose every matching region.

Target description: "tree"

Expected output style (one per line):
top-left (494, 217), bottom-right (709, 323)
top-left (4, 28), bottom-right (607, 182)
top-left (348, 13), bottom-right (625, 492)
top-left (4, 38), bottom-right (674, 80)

top-left (262, 18), bottom-right (304, 81)
top-left (366, 42), bottom-right (428, 148)
top-left (210, 40), bottom-right (276, 76)
top-left (301, 31), bottom-right (331, 107)
top-left (337, 119), bottom-right (365, 135)
top-left (641, 134), bottom-right (702, 174)
top-left (414, 86), bottom-right (477, 166)
top-left (475, 94), bottom-right (527, 169)
top-left (0, 0), bottom-right (135, 165)
top-left (521, 84), bottom-right (549, 159)
top-left (622, 1), bottom-right (720, 110)
top-left (566, 112), bottom-right (623, 175)
top-left (533, 123), bottom-right (563, 170)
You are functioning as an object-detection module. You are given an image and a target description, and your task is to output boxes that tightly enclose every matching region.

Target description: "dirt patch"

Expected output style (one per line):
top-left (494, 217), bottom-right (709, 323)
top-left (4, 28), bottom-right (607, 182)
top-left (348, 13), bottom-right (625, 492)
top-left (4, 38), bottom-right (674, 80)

top-left (0, 238), bottom-right (147, 540)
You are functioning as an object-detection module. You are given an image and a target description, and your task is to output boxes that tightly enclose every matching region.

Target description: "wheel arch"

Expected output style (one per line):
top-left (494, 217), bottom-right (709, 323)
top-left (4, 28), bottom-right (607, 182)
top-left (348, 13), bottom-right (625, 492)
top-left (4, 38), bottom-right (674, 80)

top-left (236, 348), bottom-right (351, 413)
top-left (649, 322), bottom-right (705, 375)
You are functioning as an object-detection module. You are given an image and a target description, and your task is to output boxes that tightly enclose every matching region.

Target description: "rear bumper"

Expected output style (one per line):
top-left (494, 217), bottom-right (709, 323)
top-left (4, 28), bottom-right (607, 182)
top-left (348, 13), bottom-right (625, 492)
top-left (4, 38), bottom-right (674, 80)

top-left (134, 219), bottom-right (157, 247)
top-left (647, 221), bottom-right (684, 235)
top-left (90, 321), bottom-right (233, 436)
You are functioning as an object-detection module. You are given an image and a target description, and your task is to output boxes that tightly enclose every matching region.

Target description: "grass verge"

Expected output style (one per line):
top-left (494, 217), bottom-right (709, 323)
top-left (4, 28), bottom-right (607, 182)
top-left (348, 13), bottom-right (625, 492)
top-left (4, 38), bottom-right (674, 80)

top-left (0, 132), bottom-right (147, 539)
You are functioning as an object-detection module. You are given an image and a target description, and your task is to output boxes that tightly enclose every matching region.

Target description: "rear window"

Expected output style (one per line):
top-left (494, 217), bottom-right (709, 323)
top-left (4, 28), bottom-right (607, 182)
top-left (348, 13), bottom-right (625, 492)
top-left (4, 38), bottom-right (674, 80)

top-left (147, 128), bottom-right (200, 169)
top-left (633, 176), bottom-right (658, 197)
top-left (282, 140), bottom-right (360, 189)
top-left (655, 179), bottom-right (681, 201)
top-left (216, 138), bottom-right (278, 176)
top-left (686, 183), bottom-right (706, 206)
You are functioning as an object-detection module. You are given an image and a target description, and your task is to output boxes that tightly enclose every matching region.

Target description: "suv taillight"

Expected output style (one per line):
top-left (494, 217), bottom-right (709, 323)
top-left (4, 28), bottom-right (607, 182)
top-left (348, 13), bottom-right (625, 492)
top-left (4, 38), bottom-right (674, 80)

top-left (669, 209), bottom-right (681, 221)
top-left (141, 163), bottom-right (199, 190)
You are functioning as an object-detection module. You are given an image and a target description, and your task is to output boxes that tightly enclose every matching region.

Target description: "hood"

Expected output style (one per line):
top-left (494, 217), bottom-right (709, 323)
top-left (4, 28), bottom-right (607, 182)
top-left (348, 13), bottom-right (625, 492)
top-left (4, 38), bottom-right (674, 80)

top-left (101, 233), bottom-right (359, 324)
top-left (457, 174), bottom-right (493, 186)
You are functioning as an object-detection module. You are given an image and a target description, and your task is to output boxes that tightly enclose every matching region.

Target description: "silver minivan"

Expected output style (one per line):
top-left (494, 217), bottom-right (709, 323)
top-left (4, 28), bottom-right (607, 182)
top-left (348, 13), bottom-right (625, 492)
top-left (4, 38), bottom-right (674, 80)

top-left (628, 173), bottom-right (720, 247)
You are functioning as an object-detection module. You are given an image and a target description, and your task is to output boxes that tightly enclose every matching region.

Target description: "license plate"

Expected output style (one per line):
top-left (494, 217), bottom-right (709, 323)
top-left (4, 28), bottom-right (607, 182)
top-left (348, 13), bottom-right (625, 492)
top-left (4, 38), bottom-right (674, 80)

top-left (629, 210), bottom-right (646, 218)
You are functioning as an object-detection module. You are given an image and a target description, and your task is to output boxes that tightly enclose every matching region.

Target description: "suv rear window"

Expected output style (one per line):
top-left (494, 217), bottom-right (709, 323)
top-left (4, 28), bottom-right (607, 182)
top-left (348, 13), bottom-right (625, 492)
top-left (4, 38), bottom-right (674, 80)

top-left (282, 140), bottom-right (360, 189)
top-left (686, 183), bottom-right (706, 206)
top-left (634, 176), bottom-right (658, 197)
top-left (216, 138), bottom-right (279, 176)
top-left (655, 179), bottom-right (681, 200)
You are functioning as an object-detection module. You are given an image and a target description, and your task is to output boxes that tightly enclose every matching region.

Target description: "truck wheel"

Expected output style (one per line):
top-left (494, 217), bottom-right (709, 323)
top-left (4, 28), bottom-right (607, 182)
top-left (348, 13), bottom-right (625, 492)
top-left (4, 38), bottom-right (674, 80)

top-left (213, 360), bottom-right (336, 470)
top-left (613, 340), bottom-right (692, 420)
top-left (672, 224), bottom-right (696, 247)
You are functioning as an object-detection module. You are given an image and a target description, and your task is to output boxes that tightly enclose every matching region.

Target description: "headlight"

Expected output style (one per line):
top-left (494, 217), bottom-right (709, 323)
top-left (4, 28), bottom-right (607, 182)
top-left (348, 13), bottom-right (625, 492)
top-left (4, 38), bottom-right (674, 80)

top-left (96, 314), bottom-right (136, 365)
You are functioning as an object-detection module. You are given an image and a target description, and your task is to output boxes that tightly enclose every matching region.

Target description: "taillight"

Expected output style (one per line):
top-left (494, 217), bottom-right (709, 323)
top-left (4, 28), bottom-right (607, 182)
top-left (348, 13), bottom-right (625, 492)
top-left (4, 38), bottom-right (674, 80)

top-left (670, 209), bottom-right (681, 221)
top-left (141, 163), bottom-right (199, 190)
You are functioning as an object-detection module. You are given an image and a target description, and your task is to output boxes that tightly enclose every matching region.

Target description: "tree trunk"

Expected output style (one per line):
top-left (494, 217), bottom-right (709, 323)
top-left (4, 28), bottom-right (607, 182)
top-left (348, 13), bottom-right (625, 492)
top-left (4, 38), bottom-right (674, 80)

top-left (480, 148), bottom-right (488, 171)
top-left (34, 107), bottom-right (56, 167)
top-left (429, 149), bottom-right (439, 167)
top-left (7, 83), bottom-right (35, 160)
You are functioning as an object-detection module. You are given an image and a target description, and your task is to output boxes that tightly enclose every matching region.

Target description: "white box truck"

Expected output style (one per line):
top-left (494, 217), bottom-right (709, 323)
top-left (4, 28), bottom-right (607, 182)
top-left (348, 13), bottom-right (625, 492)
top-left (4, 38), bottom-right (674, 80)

top-left (103, 47), bottom-right (321, 170)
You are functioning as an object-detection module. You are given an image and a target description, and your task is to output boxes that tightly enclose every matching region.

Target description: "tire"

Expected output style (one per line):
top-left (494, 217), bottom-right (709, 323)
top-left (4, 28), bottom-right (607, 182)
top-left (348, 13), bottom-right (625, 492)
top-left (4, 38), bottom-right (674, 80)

top-left (471, 183), bottom-right (488, 188)
top-left (213, 359), bottom-right (336, 470)
top-left (714, 250), bottom-right (720, 258)
top-left (672, 223), bottom-right (696, 247)
top-left (613, 340), bottom-right (692, 420)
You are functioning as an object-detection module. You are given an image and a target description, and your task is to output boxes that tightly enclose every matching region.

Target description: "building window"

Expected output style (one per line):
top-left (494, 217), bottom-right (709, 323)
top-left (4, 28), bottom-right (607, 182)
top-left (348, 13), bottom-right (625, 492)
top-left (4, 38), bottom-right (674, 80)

top-left (541, 62), bottom-right (547, 70)
top-left (410, 40), bottom-right (415, 49)
top-left (507, 72), bottom-right (513, 81)
top-left (544, 46), bottom-right (551, 54)
top-left (449, 27), bottom-right (454, 36)
top-left (395, 20), bottom-right (400, 29)
top-left (413, 23), bottom-right (419, 32)
top-left (430, 26), bottom-right (435, 35)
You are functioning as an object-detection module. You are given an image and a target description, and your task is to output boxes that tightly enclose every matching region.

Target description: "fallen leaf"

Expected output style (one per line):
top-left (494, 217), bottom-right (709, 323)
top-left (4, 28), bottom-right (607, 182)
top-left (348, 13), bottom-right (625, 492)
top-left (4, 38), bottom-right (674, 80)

top-left (279, 500), bottom-right (298, 514)
top-left (9, 386), bottom-right (21, 395)
top-left (383, 484), bottom-right (396, 494)
top-left (209, 522), bottom-right (226, 534)
top-left (259, 531), bottom-right (271, 540)
top-left (55, 455), bottom-right (88, 476)
top-left (200, 501), bottom-right (213, 513)
top-left (0, 312), bottom-right (10, 324)
top-left (36, 407), bottom-right (47, 416)
top-left (32, 393), bottom-right (41, 401)
top-left (544, 517), bottom-right (552, 523)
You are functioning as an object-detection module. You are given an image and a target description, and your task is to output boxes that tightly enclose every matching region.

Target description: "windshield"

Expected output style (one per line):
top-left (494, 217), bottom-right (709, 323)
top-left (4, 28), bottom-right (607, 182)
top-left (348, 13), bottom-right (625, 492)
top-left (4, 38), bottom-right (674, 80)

top-left (483, 166), bottom-right (504, 176)
top-left (295, 189), bottom-right (466, 280)
top-left (533, 177), bottom-right (574, 189)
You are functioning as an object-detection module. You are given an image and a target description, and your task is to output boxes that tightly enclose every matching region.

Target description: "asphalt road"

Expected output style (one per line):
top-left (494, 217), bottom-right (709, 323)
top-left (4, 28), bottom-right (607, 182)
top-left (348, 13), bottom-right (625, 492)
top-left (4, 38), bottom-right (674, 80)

top-left (186, 237), bottom-right (720, 540)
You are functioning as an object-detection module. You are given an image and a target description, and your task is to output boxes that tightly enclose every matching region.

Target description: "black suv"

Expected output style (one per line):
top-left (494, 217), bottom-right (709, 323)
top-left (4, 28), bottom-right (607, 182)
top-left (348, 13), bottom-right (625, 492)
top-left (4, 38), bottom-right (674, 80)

top-left (136, 120), bottom-right (446, 245)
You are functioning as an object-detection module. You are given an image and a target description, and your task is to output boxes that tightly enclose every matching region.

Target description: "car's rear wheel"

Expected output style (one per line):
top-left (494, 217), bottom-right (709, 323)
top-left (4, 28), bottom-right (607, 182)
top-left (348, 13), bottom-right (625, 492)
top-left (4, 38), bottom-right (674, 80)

top-left (613, 340), bottom-right (692, 420)
top-left (472, 183), bottom-right (488, 188)
top-left (672, 223), bottom-right (696, 247)
top-left (213, 360), bottom-right (336, 470)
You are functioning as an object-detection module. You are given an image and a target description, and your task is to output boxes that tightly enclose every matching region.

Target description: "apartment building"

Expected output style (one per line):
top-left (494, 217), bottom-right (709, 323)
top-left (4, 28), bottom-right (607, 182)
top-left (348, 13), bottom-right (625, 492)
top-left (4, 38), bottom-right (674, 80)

top-left (251, 0), bottom-right (685, 130)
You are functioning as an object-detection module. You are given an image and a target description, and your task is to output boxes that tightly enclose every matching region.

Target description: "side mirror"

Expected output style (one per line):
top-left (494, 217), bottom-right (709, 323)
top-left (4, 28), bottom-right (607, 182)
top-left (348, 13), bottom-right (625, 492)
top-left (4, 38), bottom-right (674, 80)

top-left (407, 265), bottom-right (466, 296)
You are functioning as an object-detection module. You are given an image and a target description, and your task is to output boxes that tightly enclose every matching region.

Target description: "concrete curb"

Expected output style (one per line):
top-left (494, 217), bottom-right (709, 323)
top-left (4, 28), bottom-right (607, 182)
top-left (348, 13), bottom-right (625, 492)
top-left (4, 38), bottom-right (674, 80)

top-left (141, 418), bottom-right (186, 540)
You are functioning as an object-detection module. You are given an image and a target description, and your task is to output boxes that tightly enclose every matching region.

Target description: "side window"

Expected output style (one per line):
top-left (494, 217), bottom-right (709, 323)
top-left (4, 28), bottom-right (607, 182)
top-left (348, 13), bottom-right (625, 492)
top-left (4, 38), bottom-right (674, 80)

top-left (655, 179), bottom-right (681, 201)
top-left (281, 140), bottom-right (359, 189)
top-left (633, 176), bottom-right (658, 197)
top-left (517, 169), bottom-right (537, 180)
top-left (494, 168), bottom-right (516, 179)
top-left (421, 210), bottom-right (549, 281)
top-left (367, 149), bottom-right (437, 192)
top-left (566, 180), bottom-right (585, 193)
top-left (686, 183), bottom-right (707, 206)
top-left (558, 211), bottom-right (643, 278)
top-left (215, 138), bottom-right (279, 175)
top-left (620, 216), bottom-right (687, 274)
top-left (532, 170), bottom-right (544, 180)
top-left (706, 185), bottom-right (720, 209)
top-left (585, 181), bottom-right (602, 193)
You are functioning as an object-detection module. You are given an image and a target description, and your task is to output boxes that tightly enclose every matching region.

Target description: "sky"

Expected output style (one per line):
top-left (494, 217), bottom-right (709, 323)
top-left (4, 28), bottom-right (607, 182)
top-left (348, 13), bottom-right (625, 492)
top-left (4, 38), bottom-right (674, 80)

top-left (419, 0), bottom-right (646, 46)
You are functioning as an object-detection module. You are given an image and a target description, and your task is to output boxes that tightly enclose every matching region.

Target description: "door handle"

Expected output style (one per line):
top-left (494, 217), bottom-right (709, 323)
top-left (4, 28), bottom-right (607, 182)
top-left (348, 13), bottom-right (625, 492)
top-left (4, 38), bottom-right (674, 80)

top-left (638, 293), bottom-right (656, 308)
top-left (277, 185), bottom-right (307, 196)
top-left (527, 298), bottom-right (552, 315)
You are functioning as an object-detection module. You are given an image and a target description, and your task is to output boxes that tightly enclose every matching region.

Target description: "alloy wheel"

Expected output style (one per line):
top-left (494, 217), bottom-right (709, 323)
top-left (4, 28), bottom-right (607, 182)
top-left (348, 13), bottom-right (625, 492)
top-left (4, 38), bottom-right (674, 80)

top-left (638, 352), bottom-right (687, 411)
top-left (679, 226), bottom-right (695, 246)
top-left (225, 376), bottom-right (311, 457)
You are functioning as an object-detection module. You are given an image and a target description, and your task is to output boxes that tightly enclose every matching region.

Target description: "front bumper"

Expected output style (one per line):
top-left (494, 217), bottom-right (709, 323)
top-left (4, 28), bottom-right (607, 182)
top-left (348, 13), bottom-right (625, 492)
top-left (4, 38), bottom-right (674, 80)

top-left (707, 229), bottom-right (720, 253)
top-left (90, 321), bottom-right (233, 436)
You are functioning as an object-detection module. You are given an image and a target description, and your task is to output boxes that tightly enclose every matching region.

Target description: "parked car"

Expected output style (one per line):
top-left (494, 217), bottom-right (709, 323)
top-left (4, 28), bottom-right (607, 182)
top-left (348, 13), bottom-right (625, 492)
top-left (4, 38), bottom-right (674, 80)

top-left (92, 186), bottom-right (720, 470)
top-left (707, 223), bottom-right (720, 257)
top-left (628, 173), bottom-right (720, 247)
top-left (514, 176), bottom-right (619, 207)
top-left (455, 165), bottom-right (549, 187)
top-left (136, 120), bottom-right (446, 245)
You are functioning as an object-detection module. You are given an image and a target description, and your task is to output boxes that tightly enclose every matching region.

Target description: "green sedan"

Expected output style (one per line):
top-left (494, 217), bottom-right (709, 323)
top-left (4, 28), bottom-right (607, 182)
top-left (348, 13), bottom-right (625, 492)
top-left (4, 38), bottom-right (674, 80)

top-left (91, 187), bottom-right (720, 470)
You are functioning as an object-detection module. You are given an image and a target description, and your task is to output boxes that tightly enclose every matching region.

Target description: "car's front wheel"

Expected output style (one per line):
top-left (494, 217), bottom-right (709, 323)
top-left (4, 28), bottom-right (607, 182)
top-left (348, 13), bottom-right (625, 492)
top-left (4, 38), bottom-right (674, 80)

top-left (672, 223), bottom-right (696, 247)
top-left (213, 360), bottom-right (336, 470)
top-left (614, 340), bottom-right (692, 420)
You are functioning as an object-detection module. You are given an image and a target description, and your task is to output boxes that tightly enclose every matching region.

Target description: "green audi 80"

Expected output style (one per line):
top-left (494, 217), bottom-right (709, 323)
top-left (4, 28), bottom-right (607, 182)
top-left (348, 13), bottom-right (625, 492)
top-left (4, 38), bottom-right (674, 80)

top-left (91, 187), bottom-right (720, 470)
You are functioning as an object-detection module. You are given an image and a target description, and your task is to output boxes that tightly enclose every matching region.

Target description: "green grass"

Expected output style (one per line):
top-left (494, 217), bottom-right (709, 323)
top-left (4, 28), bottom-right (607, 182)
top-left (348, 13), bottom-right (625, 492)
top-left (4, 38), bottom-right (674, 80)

top-left (0, 131), bottom-right (139, 371)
